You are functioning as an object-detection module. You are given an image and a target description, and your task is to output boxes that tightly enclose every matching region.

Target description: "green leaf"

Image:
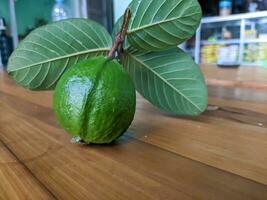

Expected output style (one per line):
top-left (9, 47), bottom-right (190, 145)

top-left (7, 18), bottom-right (112, 90)
top-left (121, 48), bottom-right (207, 116)
top-left (126, 0), bottom-right (202, 51)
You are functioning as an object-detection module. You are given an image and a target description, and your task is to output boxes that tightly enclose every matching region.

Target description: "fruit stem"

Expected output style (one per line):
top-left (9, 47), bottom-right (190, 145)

top-left (108, 8), bottom-right (131, 59)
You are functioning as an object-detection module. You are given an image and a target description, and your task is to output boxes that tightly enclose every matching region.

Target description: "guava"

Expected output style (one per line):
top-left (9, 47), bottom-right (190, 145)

top-left (53, 56), bottom-right (136, 144)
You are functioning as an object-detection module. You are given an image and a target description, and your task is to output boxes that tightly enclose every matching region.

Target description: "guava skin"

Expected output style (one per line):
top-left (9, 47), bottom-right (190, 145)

top-left (53, 56), bottom-right (136, 144)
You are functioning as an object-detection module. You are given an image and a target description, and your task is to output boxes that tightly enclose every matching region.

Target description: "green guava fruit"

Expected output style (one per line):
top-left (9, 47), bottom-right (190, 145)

top-left (53, 56), bottom-right (136, 144)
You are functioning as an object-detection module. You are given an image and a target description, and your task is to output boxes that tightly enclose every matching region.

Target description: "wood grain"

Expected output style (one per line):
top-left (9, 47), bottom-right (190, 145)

top-left (130, 97), bottom-right (267, 185)
top-left (0, 68), bottom-right (267, 199)
top-left (0, 136), bottom-right (55, 200)
top-left (202, 64), bottom-right (267, 90)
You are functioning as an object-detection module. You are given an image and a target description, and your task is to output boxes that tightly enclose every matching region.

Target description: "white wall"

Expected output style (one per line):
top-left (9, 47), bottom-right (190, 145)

top-left (70, 0), bottom-right (88, 18)
top-left (113, 0), bottom-right (131, 22)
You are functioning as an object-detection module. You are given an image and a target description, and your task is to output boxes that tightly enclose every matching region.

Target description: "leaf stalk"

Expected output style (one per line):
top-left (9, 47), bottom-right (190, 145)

top-left (108, 8), bottom-right (131, 59)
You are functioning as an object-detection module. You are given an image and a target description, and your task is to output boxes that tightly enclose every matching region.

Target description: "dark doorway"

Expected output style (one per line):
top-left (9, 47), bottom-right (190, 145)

top-left (87, 0), bottom-right (114, 33)
top-left (198, 0), bottom-right (249, 16)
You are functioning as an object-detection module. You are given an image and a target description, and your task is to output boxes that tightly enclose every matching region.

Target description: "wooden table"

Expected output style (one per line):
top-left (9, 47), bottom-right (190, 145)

top-left (0, 67), bottom-right (267, 200)
top-left (202, 64), bottom-right (267, 90)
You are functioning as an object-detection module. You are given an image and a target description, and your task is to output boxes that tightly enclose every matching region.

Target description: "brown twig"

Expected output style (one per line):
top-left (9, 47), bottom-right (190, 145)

top-left (108, 8), bottom-right (131, 59)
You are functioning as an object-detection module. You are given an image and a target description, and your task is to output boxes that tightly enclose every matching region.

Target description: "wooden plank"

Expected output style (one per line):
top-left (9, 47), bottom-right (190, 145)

top-left (208, 86), bottom-right (267, 104)
top-left (204, 106), bottom-right (267, 128)
top-left (202, 65), bottom-right (267, 84)
top-left (202, 64), bottom-right (267, 90)
top-left (0, 86), bottom-right (267, 199)
top-left (0, 71), bottom-right (52, 108)
top-left (208, 85), bottom-right (267, 115)
top-left (129, 96), bottom-right (267, 185)
top-left (0, 138), bottom-right (55, 200)
top-left (207, 79), bottom-right (267, 90)
top-left (209, 96), bottom-right (267, 115)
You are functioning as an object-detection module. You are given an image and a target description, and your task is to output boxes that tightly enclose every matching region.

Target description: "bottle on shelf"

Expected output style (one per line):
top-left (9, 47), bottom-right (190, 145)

top-left (219, 0), bottom-right (232, 16)
top-left (0, 17), bottom-right (13, 68)
top-left (52, 0), bottom-right (71, 22)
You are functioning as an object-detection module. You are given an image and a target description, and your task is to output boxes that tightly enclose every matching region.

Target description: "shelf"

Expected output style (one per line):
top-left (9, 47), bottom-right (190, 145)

top-left (243, 39), bottom-right (267, 44)
top-left (202, 11), bottom-right (267, 24)
top-left (201, 38), bottom-right (267, 45)
top-left (203, 21), bottom-right (241, 28)
top-left (201, 39), bottom-right (240, 45)
top-left (194, 11), bottom-right (267, 65)
top-left (200, 62), bottom-right (263, 66)
top-left (201, 62), bottom-right (217, 65)
top-left (242, 62), bottom-right (265, 66)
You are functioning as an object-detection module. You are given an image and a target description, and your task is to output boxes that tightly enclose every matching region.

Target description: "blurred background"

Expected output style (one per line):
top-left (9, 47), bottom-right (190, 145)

top-left (1, 0), bottom-right (267, 68)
